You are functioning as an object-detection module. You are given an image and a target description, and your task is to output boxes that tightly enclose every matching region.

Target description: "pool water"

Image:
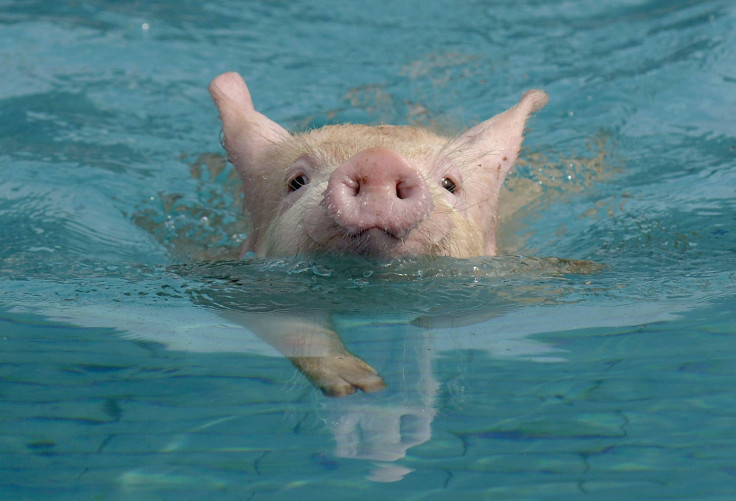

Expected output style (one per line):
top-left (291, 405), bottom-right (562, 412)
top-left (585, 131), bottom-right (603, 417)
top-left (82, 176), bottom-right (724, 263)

top-left (2, 0), bottom-right (736, 498)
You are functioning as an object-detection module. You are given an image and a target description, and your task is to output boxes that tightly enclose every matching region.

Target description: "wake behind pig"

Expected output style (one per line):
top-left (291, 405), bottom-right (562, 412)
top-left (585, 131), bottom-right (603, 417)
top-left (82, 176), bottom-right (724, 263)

top-left (207, 72), bottom-right (548, 397)
top-left (209, 72), bottom-right (548, 259)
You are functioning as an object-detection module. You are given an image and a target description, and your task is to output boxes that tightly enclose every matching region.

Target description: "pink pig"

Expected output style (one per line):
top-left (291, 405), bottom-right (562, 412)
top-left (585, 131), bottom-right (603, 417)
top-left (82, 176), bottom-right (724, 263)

top-left (209, 72), bottom-right (548, 260)
top-left (208, 72), bottom-right (548, 396)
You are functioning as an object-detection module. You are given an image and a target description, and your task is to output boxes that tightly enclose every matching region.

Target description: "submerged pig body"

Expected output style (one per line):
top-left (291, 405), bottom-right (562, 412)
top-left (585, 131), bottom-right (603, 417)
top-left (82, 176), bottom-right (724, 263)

top-left (209, 72), bottom-right (548, 259)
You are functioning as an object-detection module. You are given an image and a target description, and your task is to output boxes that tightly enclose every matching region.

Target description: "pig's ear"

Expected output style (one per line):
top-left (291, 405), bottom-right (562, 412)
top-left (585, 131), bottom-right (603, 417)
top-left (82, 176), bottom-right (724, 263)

top-left (208, 72), bottom-right (290, 176)
top-left (459, 89), bottom-right (548, 184)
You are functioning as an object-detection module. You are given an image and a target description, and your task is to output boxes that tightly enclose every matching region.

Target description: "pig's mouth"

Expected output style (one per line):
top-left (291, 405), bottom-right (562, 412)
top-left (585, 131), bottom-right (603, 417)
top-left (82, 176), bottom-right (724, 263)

top-left (304, 204), bottom-right (429, 257)
top-left (336, 227), bottom-right (415, 256)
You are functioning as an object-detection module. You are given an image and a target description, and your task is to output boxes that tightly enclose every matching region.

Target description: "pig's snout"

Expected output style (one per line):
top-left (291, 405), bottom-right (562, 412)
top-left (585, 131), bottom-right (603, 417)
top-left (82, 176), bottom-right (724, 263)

top-left (326, 148), bottom-right (431, 239)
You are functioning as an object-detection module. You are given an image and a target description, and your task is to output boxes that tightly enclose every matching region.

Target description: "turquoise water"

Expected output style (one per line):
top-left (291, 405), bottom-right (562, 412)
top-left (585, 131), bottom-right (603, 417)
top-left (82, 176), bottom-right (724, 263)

top-left (2, 0), bottom-right (736, 499)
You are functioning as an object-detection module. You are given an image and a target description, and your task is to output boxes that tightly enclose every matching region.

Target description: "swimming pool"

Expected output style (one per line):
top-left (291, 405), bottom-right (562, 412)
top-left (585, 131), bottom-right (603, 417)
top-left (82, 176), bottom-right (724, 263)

top-left (2, 0), bottom-right (735, 498)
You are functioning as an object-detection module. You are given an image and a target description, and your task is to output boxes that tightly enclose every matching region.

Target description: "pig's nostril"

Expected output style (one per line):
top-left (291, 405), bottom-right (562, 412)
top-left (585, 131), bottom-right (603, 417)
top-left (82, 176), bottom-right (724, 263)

top-left (351, 178), bottom-right (414, 200)
top-left (396, 180), bottom-right (417, 200)
top-left (345, 178), bottom-right (361, 197)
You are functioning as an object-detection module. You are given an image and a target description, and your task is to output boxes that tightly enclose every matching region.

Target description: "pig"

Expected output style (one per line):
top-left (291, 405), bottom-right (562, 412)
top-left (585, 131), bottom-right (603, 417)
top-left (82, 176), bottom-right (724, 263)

top-left (209, 72), bottom-right (548, 260)
top-left (208, 72), bottom-right (548, 396)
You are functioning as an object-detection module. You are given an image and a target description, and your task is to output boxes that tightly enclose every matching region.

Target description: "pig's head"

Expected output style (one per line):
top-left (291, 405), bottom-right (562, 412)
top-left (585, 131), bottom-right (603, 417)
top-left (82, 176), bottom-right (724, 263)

top-left (209, 72), bottom-right (547, 259)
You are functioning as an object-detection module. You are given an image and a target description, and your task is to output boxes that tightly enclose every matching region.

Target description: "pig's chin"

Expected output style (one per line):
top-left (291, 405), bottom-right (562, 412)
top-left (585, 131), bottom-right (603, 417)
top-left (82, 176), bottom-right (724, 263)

top-left (326, 227), bottom-right (421, 258)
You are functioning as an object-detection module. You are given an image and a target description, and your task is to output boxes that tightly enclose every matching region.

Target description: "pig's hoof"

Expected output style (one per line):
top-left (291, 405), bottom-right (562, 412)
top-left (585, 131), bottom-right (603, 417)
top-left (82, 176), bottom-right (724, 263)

top-left (290, 355), bottom-right (387, 397)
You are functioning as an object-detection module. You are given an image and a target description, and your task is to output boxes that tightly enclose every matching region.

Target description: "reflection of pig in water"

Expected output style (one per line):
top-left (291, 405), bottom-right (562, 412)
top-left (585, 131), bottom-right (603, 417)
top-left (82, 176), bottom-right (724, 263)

top-left (208, 72), bottom-right (549, 396)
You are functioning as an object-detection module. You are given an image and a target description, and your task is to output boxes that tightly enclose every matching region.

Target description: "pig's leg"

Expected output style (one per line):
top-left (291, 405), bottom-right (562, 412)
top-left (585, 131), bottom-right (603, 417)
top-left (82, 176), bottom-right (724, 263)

top-left (290, 353), bottom-right (386, 398)
top-left (222, 311), bottom-right (386, 397)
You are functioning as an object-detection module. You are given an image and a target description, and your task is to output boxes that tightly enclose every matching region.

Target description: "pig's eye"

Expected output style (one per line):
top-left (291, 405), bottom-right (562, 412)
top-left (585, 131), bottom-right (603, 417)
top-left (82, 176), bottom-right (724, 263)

top-left (441, 177), bottom-right (457, 194)
top-left (287, 174), bottom-right (308, 192)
